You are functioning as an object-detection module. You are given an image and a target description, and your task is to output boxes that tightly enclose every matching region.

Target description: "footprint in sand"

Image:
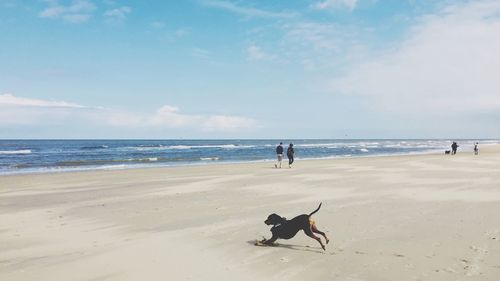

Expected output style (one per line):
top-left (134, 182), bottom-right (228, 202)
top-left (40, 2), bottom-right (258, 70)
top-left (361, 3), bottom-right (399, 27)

top-left (460, 258), bottom-right (477, 275)
top-left (462, 246), bottom-right (489, 276)
top-left (485, 230), bottom-right (499, 241)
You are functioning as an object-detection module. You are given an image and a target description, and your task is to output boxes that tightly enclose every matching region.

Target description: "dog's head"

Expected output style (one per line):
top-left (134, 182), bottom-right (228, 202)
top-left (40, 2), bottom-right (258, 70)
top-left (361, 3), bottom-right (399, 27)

top-left (265, 213), bottom-right (285, 225)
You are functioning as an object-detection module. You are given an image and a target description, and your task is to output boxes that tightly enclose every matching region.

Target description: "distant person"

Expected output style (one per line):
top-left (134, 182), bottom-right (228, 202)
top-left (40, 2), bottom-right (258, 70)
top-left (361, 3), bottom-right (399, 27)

top-left (275, 142), bottom-right (284, 168)
top-left (287, 143), bottom-right (294, 168)
top-left (451, 142), bottom-right (459, 155)
top-left (474, 142), bottom-right (479, 155)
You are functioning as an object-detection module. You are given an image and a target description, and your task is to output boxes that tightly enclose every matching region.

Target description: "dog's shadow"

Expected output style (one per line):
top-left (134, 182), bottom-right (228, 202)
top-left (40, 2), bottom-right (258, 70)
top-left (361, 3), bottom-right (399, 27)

top-left (247, 240), bottom-right (324, 254)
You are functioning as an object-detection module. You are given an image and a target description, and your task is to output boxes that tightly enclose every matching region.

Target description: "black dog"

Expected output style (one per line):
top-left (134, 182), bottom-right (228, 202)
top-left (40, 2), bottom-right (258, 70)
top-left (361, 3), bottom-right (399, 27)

top-left (261, 203), bottom-right (329, 250)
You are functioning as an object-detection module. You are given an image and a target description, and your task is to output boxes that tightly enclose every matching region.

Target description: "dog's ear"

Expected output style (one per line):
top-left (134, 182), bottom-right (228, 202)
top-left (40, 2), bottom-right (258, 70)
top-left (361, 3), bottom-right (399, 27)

top-left (265, 213), bottom-right (281, 225)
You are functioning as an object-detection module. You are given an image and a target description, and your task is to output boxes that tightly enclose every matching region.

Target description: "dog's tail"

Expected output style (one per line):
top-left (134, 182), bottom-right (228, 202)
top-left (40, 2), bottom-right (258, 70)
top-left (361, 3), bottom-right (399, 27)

top-left (309, 203), bottom-right (322, 216)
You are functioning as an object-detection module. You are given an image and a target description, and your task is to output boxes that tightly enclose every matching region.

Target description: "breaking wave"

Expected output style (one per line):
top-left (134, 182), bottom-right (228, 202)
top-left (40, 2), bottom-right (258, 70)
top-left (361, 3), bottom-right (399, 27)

top-left (0, 149), bottom-right (32, 155)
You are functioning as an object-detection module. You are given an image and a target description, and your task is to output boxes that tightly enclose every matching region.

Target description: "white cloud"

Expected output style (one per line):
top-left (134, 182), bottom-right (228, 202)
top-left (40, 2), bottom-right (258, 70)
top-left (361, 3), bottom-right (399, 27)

top-left (329, 0), bottom-right (500, 113)
top-left (109, 105), bottom-right (256, 130)
top-left (39, 0), bottom-right (96, 23)
top-left (201, 0), bottom-right (297, 19)
top-left (275, 21), bottom-right (367, 69)
top-left (0, 94), bottom-right (257, 131)
top-left (104, 6), bottom-right (131, 22)
top-left (202, 115), bottom-right (256, 131)
top-left (246, 44), bottom-right (274, 61)
top-left (148, 105), bottom-right (196, 128)
top-left (240, 21), bottom-right (366, 68)
top-left (63, 14), bottom-right (91, 23)
top-left (0, 93), bottom-right (85, 108)
top-left (284, 22), bottom-right (344, 51)
top-left (0, 93), bottom-right (89, 126)
top-left (311, 0), bottom-right (358, 11)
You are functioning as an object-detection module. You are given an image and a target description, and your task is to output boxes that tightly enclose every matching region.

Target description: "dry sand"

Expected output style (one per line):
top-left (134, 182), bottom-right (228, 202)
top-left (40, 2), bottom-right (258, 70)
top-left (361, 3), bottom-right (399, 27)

top-left (1, 145), bottom-right (500, 281)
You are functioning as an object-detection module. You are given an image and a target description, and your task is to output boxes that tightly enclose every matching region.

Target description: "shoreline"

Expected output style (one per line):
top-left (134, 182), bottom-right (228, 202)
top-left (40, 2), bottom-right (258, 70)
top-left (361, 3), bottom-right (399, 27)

top-left (0, 147), bottom-right (458, 177)
top-left (2, 139), bottom-right (496, 176)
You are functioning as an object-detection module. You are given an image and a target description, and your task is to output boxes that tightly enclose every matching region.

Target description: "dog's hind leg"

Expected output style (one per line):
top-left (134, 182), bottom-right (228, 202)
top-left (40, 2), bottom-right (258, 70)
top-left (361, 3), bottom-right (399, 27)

top-left (304, 227), bottom-right (326, 250)
top-left (312, 223), bottom-right (329, 244)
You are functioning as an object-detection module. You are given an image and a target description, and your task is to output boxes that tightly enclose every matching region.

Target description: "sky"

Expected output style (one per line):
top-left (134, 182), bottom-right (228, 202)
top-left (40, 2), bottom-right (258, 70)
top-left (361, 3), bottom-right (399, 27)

top-left (1, 0), bottom-right (499, 139)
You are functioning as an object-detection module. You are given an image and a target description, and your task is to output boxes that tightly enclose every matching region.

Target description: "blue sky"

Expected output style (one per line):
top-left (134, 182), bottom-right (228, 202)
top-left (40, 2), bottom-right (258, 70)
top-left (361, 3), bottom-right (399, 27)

top-left (1, 0), bottom-right (499, 139)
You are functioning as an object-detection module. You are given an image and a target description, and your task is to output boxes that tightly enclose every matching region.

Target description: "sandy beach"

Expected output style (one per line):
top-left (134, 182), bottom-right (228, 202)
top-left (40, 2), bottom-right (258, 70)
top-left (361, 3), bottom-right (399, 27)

top-left (1, 146), bottom-right (500, 281)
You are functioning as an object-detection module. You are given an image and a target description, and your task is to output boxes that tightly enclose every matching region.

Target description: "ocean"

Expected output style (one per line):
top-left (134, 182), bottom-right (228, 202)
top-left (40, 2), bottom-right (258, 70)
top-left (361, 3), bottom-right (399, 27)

top-left (0, 139), bottom-right (497, 175)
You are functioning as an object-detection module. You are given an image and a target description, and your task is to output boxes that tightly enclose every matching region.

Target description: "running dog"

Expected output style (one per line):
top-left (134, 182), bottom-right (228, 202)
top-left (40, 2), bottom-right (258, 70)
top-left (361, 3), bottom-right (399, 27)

top-left (261, 203), bottom-right (329, 250)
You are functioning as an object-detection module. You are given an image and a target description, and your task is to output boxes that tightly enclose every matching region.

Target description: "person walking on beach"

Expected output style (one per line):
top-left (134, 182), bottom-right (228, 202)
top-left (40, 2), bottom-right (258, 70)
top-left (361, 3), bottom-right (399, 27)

top-left (474, 142), bottom-right (479, 155)
top-left (287, 143), bottom-right (294, 168)
top-left (275, 142), bottom-right (284, 168)
top-left (451, 142), bottom-right (459, 155)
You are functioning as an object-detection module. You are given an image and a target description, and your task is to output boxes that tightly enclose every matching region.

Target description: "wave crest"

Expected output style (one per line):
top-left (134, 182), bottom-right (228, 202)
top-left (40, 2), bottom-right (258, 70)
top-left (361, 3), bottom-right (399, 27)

top-left (0, 149), bottom-right (32, 155)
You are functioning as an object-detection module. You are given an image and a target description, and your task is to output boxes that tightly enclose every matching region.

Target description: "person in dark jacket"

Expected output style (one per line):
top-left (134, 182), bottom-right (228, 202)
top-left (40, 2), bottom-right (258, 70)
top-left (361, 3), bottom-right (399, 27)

top-left (287, 143), bottom-right (294, 168)
top-left (451, 142), bottom-right (459, 155)
top-left (275, 142), bottom-right (284, 168)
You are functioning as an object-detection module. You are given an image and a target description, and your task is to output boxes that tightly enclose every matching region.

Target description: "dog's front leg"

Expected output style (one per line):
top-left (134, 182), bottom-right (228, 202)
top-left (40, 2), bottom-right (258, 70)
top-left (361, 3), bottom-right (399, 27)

top-left (262, 234), bottom-right (278, 245)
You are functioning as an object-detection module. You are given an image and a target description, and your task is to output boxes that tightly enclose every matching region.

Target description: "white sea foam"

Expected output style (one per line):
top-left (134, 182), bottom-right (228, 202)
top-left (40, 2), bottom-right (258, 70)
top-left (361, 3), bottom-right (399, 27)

top-left (167, 145), bottom-right (191, 150)
top-left (200, 157), bottom-right (219, 161)
top-left (383, 144), bottom-right (402, 148)
top-left (295, 142), bottom-right (385, 149)
top-left (294, 143), bottom-right (340, 148)
top-left (0, 149), bottom-right (32, 155)
top-left (127, 146), bottom-right (171, 151)
top-left (165, 144), bottom-right (254, 149)
top-left (191, 144), bottom-right (254, 149)
top-left (130, 144), bottom-right (255, 151)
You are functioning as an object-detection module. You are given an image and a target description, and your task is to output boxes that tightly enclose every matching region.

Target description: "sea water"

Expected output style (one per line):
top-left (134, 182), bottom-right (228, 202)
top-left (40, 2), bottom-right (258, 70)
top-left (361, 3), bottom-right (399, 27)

top-left (0, 139), bottom-right (497, 174)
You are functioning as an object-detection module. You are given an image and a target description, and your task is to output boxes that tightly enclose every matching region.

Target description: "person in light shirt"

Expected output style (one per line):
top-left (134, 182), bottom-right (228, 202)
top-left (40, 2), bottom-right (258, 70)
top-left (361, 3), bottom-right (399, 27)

top-left (275, 142), bottom-right (283, 168)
